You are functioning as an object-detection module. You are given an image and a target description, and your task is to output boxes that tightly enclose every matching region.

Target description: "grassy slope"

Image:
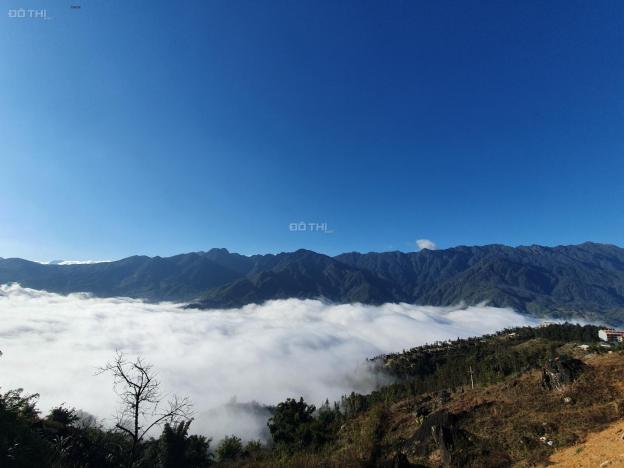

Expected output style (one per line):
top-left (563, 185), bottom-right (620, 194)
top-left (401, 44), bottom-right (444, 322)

top-left (238, 327), bottom-right (624, 467)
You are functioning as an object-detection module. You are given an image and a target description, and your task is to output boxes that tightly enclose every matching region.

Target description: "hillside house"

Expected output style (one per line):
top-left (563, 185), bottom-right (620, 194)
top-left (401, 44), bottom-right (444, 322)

top-left (598, 328), bottom-right (624, 342)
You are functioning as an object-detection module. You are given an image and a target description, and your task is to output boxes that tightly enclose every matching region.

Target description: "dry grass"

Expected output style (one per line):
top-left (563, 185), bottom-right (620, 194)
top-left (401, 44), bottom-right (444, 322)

top-left (237, 353), bottom-right (624, 467)
top-left (434, 352), bottom-right (624, 466)
top-left (549, 419), bottom-right (624, 466)
top-left (376, 352), bottom-right (624, 466)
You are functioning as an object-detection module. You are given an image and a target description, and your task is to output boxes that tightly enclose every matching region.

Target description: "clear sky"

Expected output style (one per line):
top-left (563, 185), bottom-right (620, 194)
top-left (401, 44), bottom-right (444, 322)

top-left (1, 0), bottom-right (623, 261)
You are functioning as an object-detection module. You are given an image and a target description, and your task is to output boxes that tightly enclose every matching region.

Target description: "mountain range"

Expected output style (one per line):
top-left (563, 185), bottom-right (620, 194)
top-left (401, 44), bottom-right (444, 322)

top-left (2, 242), bottom-right (624, 323)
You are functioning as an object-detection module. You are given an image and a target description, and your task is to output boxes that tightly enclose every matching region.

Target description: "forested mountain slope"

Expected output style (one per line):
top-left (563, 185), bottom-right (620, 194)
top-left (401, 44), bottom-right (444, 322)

top-left (2, 242), bottom-right (624, 322)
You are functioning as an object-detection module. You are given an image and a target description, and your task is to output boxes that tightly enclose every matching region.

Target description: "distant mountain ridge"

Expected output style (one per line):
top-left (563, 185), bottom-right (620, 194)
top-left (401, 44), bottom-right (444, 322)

top-left (2, 242), bottom-right (624, 323)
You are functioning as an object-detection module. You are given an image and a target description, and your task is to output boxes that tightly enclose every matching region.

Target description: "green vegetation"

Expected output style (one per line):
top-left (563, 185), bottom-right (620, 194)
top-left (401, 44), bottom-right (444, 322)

top-left (267, 398), bottom-right (342, 453)
top-left (215, 436), bottom-right (243, 462)
top-left (0, 323), bottom-right (616, 467)
top-left (370, 323), bottom-right (599, 398)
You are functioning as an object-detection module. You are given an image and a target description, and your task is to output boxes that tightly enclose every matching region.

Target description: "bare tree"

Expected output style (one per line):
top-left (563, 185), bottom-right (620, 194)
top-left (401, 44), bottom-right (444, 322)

top-left (97, 351), bottom-right (192, 465)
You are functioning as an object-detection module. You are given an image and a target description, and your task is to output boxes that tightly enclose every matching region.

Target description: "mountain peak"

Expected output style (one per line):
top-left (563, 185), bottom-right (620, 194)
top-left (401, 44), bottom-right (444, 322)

top-left (207, 247), bottom-right (230, 254)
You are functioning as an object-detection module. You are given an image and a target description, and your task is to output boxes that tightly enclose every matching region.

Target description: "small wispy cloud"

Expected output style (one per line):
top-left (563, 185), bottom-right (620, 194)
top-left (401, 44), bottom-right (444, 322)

top-left (416, 239), bottom-right (437, 251)
top-left (35, 260), bottom-right (112, 265)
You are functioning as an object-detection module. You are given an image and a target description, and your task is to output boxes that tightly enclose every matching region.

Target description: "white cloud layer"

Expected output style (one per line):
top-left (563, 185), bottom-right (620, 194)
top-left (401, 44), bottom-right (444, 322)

top-left (416, 239), bottom-right (437, 251)
top-left (0, 283), bottom-right (534, 441)
top-left (35, 260), bottom-right (112, 265)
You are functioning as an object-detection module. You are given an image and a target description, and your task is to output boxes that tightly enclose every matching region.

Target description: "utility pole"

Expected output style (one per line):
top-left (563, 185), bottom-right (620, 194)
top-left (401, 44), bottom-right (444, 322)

top-left (469, 366), bottom-right (474, 389)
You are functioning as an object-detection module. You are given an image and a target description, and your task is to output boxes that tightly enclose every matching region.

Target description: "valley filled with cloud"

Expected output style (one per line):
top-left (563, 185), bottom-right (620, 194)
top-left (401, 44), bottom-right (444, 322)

top-left (0, 283), bottom-right (535, 441)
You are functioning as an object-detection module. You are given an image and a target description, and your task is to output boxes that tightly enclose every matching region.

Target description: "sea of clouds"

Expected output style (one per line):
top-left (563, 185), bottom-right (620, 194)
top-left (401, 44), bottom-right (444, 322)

top-left (0, 283), bottom-right (535, 441)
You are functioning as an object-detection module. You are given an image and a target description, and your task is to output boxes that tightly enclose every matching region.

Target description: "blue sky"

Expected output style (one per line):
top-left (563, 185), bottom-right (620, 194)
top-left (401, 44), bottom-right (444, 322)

top-left (1, 0), bottom-right (623, 260)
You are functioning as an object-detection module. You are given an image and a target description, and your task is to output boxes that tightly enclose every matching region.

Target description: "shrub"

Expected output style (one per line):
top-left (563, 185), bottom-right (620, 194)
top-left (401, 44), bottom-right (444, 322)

top-left (216, 435), bottom-right (243, 461)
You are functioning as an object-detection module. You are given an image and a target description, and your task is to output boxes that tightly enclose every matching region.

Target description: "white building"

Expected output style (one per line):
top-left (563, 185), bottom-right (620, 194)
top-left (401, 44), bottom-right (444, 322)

top-left (598, 328), bottom-right (624, 342)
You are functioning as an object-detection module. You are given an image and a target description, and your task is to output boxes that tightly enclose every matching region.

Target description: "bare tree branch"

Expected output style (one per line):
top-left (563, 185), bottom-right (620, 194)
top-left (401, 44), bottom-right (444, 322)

top-left (98, 351), bottom-right (192, 466)
top-left (114, 423), bottom-right (135, 438)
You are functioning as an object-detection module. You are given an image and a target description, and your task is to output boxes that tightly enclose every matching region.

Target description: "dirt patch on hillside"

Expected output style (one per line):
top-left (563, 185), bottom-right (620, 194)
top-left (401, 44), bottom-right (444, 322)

top-left (549, 419), bottom-right (624, 467)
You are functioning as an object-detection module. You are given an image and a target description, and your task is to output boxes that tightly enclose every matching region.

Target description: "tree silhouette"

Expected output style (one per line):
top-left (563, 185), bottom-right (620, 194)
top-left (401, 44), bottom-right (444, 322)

top-left (97, 351), bottom-right (192, 466)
